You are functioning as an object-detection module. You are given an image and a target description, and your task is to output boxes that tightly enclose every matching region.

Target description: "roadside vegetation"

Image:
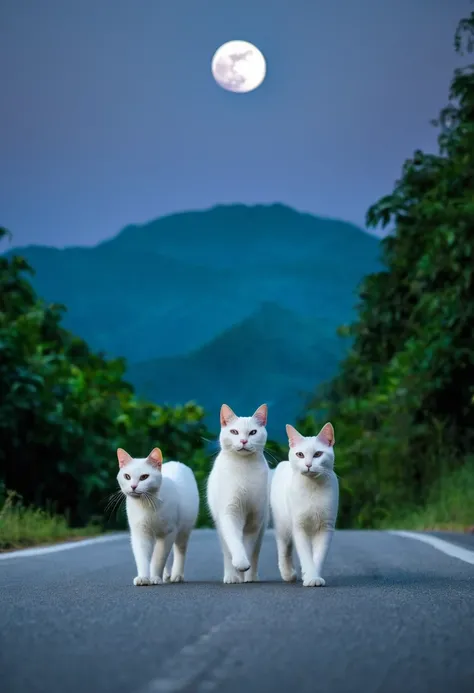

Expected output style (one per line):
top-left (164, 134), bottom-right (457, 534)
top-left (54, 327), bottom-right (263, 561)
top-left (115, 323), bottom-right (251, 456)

top-left (377, 459), bottom-right (474, 532)
top-left (298, 10), bottom-right (474, 532)
top-left (0, 226), bottom-right (214, 547)
top-left (0, 489), bottom-right (102, 551)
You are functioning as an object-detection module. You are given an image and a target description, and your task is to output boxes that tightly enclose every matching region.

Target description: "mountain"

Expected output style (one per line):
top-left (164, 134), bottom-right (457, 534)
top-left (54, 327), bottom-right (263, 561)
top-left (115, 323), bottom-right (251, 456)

top-left (128, 302), bottom-right (346, 439)
top-left (4, 203), bottom-right (381, 435)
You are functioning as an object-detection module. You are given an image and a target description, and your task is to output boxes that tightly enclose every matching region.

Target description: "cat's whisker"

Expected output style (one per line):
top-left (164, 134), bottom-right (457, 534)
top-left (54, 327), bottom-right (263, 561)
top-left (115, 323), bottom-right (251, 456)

top-left (104, 489), bottom-right (122, 505)
top-left (106, 492), bottom-right (126, 519)
top-left (104, 491), bottom-right (124, 516)
top-left (201, 436), bottom-right (219, 447)
top-left (263, 448), bottom-right (280, 466)
top-left (113, 495), bottom-right (126, 519)
top-left (143, 492), bottom-right (156, 512)
top-left (206, 450), bottom-right (220, 462)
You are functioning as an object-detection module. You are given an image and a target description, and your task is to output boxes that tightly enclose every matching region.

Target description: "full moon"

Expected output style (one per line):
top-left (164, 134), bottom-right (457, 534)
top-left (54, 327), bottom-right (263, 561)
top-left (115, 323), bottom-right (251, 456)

top-left (211, 40), bottom-right (266, 94)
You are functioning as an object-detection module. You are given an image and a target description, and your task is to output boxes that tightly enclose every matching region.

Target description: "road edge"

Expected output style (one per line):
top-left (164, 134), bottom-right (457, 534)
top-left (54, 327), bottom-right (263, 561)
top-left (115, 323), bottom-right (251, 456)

top-left (0, 533), bottom-right (127, 561)
top-left (389, 530), bottom-right (474, 566)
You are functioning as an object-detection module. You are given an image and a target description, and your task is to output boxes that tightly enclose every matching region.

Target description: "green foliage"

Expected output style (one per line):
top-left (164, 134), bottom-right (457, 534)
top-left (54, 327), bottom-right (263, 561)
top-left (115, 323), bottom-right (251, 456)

top-left (301, 11), bottom-right (474, 528)
top-left (0, 237), bottom-right (211, 526)
top-left (376, 456), bottom-right (474, 532)
top-left (0, 489), bottom-right (102, 551)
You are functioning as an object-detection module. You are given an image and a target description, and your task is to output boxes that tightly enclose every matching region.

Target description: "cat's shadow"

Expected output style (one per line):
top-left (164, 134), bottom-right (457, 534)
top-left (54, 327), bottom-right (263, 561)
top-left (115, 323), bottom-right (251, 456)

top-left (157, 573), bottom-right (473, 590)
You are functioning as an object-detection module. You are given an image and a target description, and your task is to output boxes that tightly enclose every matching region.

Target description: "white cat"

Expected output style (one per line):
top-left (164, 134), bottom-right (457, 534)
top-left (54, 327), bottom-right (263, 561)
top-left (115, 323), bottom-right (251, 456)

top-left (270, 422), bottom-right (338, 587)
top-left (207, 403), bottom-right (270, 584)
top-left (116, 447), bottom-right (199, 586)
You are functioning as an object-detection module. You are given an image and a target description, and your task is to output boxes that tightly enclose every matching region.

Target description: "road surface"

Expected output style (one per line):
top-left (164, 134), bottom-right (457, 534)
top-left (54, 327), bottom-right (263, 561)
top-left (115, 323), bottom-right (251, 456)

top-left (1, 529), bottom-right (473, 693)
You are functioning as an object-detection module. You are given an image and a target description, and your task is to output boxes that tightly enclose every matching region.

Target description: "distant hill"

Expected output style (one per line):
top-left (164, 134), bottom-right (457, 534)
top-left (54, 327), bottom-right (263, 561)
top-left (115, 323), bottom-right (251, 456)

top-left (4, 204), bottom-right (381, 435)
top-left (128, 302), bottom-right (346, 439)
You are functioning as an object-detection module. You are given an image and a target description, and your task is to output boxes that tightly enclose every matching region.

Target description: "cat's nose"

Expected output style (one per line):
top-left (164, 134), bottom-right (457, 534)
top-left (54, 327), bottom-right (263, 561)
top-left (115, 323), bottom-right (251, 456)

top-left (240, 439), bottom-right (248, 445)
top-left (131, 484), bottom-right (138, 490)
top-left (305, 462), bottom-right (312, 469)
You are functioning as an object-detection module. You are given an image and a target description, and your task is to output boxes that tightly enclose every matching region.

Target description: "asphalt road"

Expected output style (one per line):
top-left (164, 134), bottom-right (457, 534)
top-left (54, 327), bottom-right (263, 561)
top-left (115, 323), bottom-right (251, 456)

top-left (1, 529), bottom-right (473, 693)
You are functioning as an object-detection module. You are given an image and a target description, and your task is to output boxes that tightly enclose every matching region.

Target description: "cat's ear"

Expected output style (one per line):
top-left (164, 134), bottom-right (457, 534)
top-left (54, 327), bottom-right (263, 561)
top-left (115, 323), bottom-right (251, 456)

top-left (147, 447), bottom-right (163, 469)
top-left (318, 422), bottom-right (335, 447)
top-left (117, 448), bottom-right (132, 468)
top-left (253, 404), bottom-right (268, 427)
top-left (286, 424), bottom-right (304, 448)
top-left (220, 404), bottom-right (237, 427)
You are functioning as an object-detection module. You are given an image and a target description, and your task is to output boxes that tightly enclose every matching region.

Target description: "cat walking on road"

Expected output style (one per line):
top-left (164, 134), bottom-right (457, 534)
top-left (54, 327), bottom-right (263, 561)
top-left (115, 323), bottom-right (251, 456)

top-left (207, 403), bottom-right (270, 584)
top-left (270, 422), bottom-right (339, 587)
top-left (116, 447), bottom-right (199, 586)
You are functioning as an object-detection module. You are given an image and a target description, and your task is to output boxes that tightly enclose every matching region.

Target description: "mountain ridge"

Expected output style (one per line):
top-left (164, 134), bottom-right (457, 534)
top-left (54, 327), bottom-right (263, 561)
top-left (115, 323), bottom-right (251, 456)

top-left (128, 301), bottom-right (345, 438)
top-left (3, 203), bottom-right (381, 434)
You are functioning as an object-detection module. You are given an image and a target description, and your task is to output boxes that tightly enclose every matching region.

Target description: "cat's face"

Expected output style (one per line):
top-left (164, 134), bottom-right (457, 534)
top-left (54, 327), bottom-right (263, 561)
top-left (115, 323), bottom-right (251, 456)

top-left (286, 423), bottom-right (335, 477)
top-left (116, 447), bottom-right (163, 497)
top-left (219, 403), bottom-right (268, 456)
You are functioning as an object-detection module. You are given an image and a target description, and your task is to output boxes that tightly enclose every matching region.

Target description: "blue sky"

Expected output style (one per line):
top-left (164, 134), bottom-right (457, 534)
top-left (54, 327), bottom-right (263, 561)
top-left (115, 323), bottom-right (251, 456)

top-left (0, 0), bottom-right (471, 248)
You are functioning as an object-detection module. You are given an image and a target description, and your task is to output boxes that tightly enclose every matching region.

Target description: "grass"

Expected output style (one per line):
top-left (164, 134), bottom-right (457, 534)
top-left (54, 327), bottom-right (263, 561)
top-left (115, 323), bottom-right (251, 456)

top-left (378, 458), bottom-right (474, 532)
top-left (0, 491), bottom-right (102, 552)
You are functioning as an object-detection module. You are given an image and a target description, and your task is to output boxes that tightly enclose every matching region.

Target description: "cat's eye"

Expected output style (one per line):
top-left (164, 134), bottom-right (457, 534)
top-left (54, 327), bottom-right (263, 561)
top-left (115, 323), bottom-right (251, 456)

top-left (139, 474), bottom-right (149, 481)
top-left (249, 430), bottom-right (257, 436)
top-left (230, 429), bottom-right (239, 435)
top-left (124, 473), bottom-right (131, 480)
top-left (313, 451), bottom-right (323, 458)
top-left (296, 452), bottom-right (305, 458)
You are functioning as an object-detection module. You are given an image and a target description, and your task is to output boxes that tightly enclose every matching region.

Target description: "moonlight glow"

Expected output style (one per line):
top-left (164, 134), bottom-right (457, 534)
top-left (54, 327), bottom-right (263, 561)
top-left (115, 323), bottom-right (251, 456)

top-left (211, 40), bottom-right (266, 94)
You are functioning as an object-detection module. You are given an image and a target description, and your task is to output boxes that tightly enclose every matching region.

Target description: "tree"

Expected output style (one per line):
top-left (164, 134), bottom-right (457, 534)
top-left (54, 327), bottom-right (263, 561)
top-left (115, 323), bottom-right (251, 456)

top-left (301, 11), bottom-right (474, 527)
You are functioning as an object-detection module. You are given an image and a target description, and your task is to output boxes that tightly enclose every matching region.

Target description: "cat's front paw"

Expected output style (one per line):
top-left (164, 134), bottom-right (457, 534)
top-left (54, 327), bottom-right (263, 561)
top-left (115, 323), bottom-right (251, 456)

top-left (280, 569), bottom-right (297, 583)
top-left (232, 556), bottom-right (251, 572)
top-left (170, 573), bottom-right (184, 583)
top-left (149, 576), bottom-right (163, 585)
top-left (223, 572), bottom-right (243, 584)
top-left (163, 571), bottom-right (171, 583)
top-left (133, 576), bottom-right (151, 586)
top-left (302, 575), bottom-right (326, 587)
top-left (244, 572), bottom-right (259, 583)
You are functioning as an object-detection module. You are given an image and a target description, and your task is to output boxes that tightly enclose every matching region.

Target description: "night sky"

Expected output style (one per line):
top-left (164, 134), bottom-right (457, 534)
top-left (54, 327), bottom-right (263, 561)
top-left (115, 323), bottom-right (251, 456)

top-left (0, 0), bottom-right (471, 249)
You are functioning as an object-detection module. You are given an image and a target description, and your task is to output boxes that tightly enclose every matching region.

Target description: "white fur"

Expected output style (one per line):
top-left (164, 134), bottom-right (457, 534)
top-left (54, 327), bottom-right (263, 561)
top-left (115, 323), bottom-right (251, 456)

top-left (116, 449), bottom-right (199, 585)
top-left (270, 423), bottom-right (339, 587)
top-left (207, 404), bottom-right (270, 584)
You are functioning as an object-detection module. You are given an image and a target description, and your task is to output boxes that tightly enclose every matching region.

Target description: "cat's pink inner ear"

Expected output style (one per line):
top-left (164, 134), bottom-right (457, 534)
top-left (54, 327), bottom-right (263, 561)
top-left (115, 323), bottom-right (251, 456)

top-left (147, 447), bottom-right (163, 469)
top-left (253, 404), bottom-right (268, 427)
top-left (220, 404), bottom-right (237, 427)
top-left (286, 424), bottom-right (303, 448)
top-left (318, 422), bottom-right (335, 447)
top-left (117, 448), bottom-right (132, 468)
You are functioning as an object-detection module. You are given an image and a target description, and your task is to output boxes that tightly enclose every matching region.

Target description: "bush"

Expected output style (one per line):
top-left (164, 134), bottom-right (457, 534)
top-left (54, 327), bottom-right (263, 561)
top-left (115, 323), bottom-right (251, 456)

top-left (0, 489), bottom-right (102, 551)
top-left (0, 234), bottom-right (212, 527)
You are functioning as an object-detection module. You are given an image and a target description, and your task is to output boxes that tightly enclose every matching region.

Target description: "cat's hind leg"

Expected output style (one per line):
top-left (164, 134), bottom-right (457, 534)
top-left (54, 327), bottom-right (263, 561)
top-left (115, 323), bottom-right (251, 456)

top-left (243, 524), bottom-right (265, 582)
top-left (276, 531), bottom-right (297, 583)
top-left (294, 527), bottom-right (322, 587)
top-left (169, 530), bottom-right (190, 583)
top-left (150, 533), bottom-right (175, 585)
top-left (163, 550), bottom-right (173, 583)
top-left (309, 528), bottom-right (334, 587)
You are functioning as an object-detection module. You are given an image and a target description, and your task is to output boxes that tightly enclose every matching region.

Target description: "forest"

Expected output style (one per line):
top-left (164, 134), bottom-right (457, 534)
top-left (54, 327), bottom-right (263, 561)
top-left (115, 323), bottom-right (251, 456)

top-left (1, 10), bottom-right (473, 547)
